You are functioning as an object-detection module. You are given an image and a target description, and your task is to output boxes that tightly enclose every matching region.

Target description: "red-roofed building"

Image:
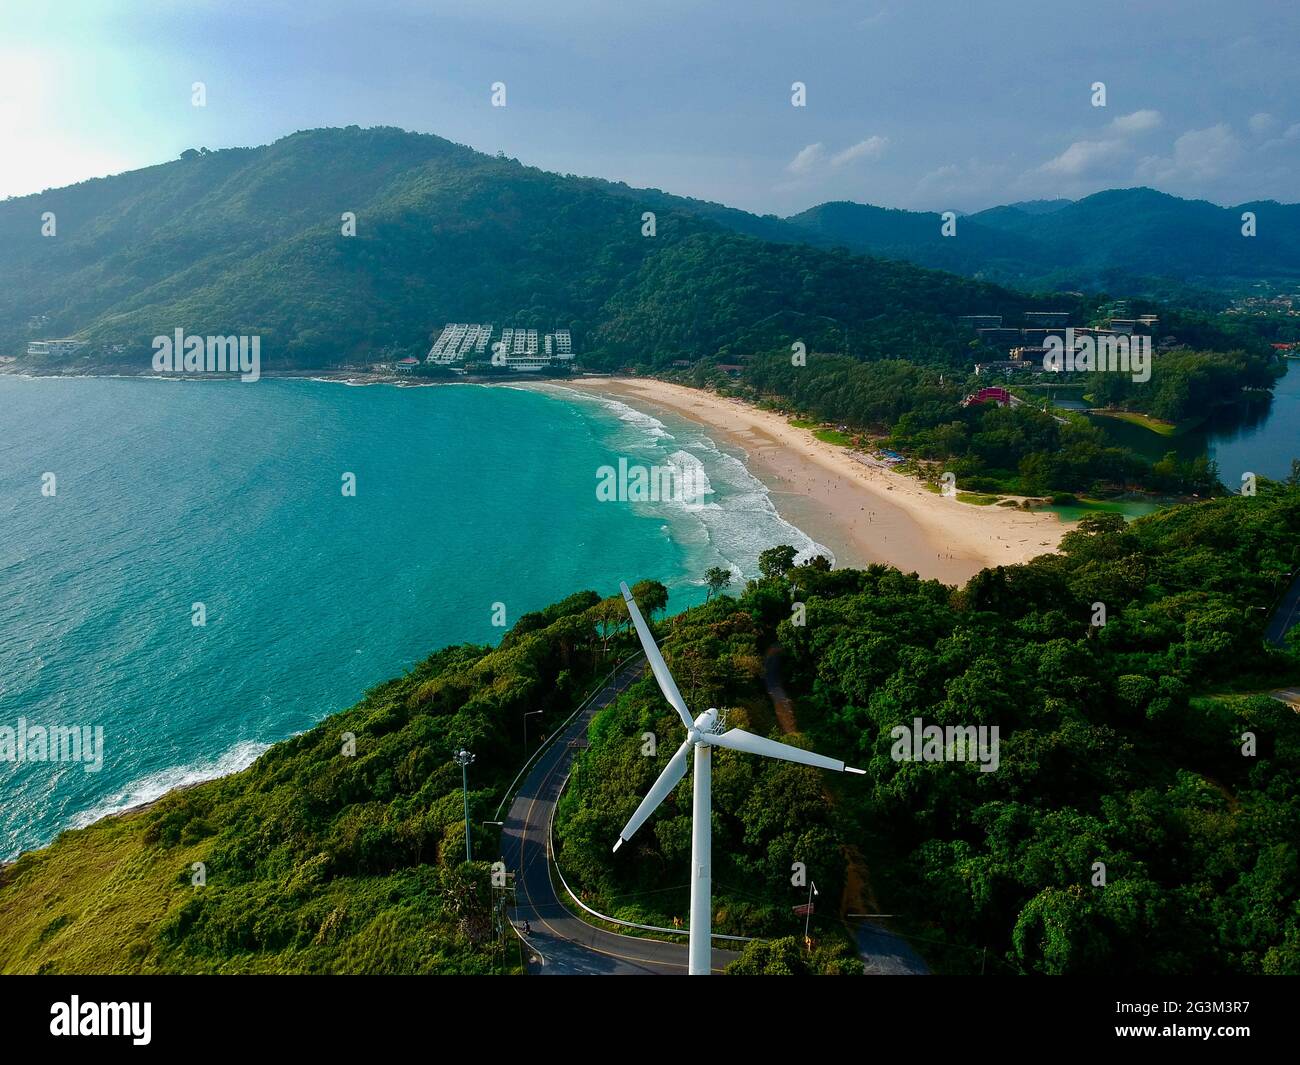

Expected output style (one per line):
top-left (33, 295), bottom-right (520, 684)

top-left (961, 386), bottom-right (1011, 408)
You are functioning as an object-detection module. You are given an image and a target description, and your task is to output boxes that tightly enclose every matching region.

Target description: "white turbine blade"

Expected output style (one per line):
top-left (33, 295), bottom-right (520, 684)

top-left (613, 738), bottom-right (692, 851)
top-left (705, 728), bottom-right (862, 773)
top-left (619, 581), bottom-right (693, 731)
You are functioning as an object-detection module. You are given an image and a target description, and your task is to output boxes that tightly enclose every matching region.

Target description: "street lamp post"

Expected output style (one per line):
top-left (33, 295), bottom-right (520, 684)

top-left (523, 709), bottom-right (543, 752)
top-left (454, 748), bottom-right (476, 862)
top-left (804, 880), bottom-right (819, 947)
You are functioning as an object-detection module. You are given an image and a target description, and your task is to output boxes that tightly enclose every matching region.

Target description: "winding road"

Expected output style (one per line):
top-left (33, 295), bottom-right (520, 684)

top-left (1266, 568), bottom-right (1300, 647)
top-left (500, 654), bottom-right (740, 974)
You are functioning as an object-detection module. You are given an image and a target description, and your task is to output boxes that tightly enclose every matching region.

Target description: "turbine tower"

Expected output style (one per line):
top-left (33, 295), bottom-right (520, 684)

top-left (613, 581), bottom-right (864, 975)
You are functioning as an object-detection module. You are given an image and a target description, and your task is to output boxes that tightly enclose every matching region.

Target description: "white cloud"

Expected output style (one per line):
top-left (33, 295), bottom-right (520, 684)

top-left (1109, 109), bottom-right (1162, 135)
top-left (830, 136), bottom-right (888, 167)
top-left (1137, 123), bottom-right (1242, 183)
top-left (1262, 121), bottom-right (1300, 151)
top-left (1040, 138), bottom-right (1126, 177)
top-left (786, 142), bottom-right (826, 174)
top-left (1248, 112), bottom-right (1277, 136)
top-left (910, 158), bottom-right (1013, 210)
top-left (785, 137), bottom-right (886, 177)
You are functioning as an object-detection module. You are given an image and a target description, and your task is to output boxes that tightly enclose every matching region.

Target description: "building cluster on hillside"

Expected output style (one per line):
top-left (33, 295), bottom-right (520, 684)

top-left (1227, 293), bottom-right (1300, 317)
top-left (957, 310), bottom-right (1170, 376)
top-left (427, 323), bottom-right (494, 360)
top-left (26, 338), bottom-right (86, 358)
top-left (419, 323), bottom-right (574, 372)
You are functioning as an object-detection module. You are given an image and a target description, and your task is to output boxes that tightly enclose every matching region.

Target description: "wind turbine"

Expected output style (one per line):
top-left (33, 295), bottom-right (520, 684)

top-left (613, 581), bottom-right (865, 975)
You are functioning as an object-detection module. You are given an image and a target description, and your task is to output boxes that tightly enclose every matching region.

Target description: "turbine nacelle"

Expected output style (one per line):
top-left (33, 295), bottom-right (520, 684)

top-left (689, 707), bottom-right (719, 742)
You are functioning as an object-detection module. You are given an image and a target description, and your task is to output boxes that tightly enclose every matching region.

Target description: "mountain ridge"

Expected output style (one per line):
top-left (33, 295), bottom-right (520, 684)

top-left (3, 126), bottom-right (1290, 372)
top-left (0, 126), bottom-right (1038, 371)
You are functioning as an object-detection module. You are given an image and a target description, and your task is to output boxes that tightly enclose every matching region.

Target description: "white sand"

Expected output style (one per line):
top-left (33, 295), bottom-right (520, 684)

top-left (560, 377), bottom-right (1071, 585)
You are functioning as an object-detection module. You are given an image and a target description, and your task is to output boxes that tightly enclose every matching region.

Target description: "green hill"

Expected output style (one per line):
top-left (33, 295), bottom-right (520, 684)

top-left (0, 126), bottom-right (1030, 372)
top-left (786, 188), bottom-right (1300, 294)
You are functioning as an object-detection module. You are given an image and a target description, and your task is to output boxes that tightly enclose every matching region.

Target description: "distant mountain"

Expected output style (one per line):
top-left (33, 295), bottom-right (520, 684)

top-left (783, 201), bottom-right (1051, 282)
top-left (1002, 199), bottom-right (1073, 216)
top-left (0, 127), bottom-right (1039, 371)
top-left (782, 188), bottom-right (1300, 293)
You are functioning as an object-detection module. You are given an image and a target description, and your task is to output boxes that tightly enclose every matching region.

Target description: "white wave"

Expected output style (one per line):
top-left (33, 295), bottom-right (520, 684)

top-left (67, 739), bottom-right (271, 830)
top-left (663, 449), bottom-right (716, 509)
top-left (606, 399), bottom-right (673, 440)
top-left (516, 382), bottom-right (833, 576)
top-left (308, 376), bottom-right (377, 387)
top-left (626, 421), bottom-right (833, 575)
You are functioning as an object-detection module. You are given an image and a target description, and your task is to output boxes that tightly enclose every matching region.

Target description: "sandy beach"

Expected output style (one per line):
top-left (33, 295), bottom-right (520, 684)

top-left (559, 376), bottom-right (1072, 586)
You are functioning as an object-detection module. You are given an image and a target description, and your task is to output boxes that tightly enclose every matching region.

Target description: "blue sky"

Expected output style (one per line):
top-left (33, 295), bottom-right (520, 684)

top-left (2, 0), bottom-right (1297, 212)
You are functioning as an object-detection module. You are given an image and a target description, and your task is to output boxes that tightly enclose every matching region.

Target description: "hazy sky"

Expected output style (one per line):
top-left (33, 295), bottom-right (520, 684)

top-left (3, 0), bottom-right (1298, 213)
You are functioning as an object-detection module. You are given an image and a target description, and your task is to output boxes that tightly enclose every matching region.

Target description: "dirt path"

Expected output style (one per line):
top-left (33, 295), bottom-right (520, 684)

top-left (762, 645), bottom-right (880, 917)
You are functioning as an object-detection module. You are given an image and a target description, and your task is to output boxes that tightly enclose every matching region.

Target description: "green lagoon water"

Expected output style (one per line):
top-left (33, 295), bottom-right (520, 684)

top-left (0, 376), bottom-right (824, 858)
top-left (1085, 359), bottom-right (1300, 482)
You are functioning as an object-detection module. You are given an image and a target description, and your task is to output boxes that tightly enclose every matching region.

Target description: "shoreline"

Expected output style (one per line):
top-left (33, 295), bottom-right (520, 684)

top-left (550, 376), bottom-right (1072, 584)
top-left (4, 367), bottom-right (1074, 583)
top-left (0, 369), bottom-right (1067, 865)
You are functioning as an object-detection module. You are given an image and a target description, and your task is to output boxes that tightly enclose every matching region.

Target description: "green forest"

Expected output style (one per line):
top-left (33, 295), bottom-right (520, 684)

top-left (3, 486), bottom-right (1298, 975)
top-left (0, 126), bottom-right (1030, 371)
top-left (558, 487), bottom-right (1300, 974)
top-left (730, 348), bottom-right (1277, 497)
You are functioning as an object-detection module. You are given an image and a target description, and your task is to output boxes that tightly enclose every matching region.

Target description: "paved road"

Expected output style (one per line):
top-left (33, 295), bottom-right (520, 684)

top-left (1265, 570), bottom-right (1300, 647)
top-left (501, 655), bottom-right (740, 975)
top-left (856, 923), bottom-right (929, 975)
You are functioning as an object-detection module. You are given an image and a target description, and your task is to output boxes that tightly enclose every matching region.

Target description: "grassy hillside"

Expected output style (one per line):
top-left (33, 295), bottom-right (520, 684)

top-left (0, 586), bottom-right (648, 974)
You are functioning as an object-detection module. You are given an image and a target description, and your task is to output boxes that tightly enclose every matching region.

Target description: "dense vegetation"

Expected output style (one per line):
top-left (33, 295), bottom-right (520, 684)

top-left (1089, 347), bottom-right (1281, 422)
top-left (2, 126), bottom-right (1035, 372)
top-left (736, 350), bottom-right (1272, 497)
top-left (0, 586), bottom-right (659, 974)
top-left (557, 487), bottom-right (1300, 974)
top-left (3, 490), bottom-right (1299, 975)
top-left (785, 189), bottom-right (1300, 295)
top-left (14, 127), bottom-right (1282, 380)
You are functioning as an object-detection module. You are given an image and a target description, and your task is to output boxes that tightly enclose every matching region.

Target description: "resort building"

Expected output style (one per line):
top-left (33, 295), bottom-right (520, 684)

top-left (426, 322), bottom-right (576, 372)
top-left (977, 327), bottom-right (1023, 348)
top-left (1010, 345), bottom-right (1050, 364)
top-left (427, 323), bottom-right (493, 363)
top-left (1023, 311), bottom-right (1070, 329)
top-left (27, 338), bottom-right (85, 358)
top-left (957, 315), bottom-right (1003, 330)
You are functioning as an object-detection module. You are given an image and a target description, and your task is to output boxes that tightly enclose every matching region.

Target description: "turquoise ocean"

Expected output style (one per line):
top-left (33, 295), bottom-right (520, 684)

top-left (0, 376), bottom-right (825, 859)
